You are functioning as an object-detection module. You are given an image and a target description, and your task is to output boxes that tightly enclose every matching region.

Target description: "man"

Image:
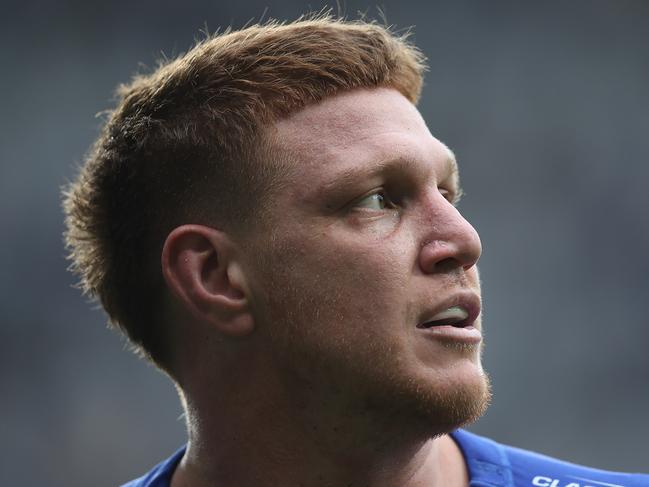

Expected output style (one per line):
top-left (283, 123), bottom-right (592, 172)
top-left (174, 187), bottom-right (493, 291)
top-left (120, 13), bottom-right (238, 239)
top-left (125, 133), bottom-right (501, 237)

top-left (63, 16), bottom-right (648, 487)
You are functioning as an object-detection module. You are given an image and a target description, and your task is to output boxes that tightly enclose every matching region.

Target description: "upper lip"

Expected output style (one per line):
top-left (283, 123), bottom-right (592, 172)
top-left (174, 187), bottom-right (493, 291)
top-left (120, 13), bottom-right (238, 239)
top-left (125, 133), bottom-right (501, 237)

top-left (417, 291), bottom-right (481, 329)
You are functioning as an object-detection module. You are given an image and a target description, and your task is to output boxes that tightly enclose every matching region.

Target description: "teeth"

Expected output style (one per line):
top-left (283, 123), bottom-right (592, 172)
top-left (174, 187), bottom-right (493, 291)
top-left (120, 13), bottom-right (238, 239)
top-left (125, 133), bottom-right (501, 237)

top-left (428, 306), bottom-right (468, 323)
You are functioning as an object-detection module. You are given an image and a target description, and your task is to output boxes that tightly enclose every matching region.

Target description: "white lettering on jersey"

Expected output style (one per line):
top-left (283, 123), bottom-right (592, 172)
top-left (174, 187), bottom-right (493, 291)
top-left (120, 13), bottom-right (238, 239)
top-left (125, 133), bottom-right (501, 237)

top-left (567, 476), bottom-right (626, 487)
top-left (532, 476), bottom-right (626, 487)
top-left (532, 477), bottom-right (558, 487)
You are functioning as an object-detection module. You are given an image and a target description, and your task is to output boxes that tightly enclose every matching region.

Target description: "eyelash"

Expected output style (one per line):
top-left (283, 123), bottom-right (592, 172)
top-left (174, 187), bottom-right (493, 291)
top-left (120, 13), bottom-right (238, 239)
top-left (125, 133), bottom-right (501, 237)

top-left (352, 186), bottom-right (458, 212)
top-left (351, 190), bottom-right (396, 211)
top-left (439, 188), bottom-right (457, 205)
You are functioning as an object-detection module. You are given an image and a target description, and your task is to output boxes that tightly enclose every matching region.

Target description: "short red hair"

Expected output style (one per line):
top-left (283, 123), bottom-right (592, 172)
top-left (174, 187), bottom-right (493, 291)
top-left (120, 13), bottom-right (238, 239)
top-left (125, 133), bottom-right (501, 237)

top-left (63, 14), bottom-right (426, 373)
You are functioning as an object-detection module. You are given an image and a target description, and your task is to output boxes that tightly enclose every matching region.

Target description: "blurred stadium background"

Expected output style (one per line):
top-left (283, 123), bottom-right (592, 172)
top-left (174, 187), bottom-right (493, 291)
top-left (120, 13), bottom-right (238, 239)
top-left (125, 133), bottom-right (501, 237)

top-left (1, 1), bottom-right (647, 485)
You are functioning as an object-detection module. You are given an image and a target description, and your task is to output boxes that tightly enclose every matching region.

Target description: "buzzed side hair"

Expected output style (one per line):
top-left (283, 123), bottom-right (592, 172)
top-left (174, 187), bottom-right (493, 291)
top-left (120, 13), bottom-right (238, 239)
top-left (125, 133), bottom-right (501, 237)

top-left (63, 14), bottom-right (426, 374)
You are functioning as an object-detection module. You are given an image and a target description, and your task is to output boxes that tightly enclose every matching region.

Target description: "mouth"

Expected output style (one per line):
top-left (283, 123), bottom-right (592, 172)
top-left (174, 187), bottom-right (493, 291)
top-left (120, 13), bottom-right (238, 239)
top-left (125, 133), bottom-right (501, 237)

top-left (416, 293), bottom-right (481, 330)
top-left (416, 305), bottom-right (470, 328)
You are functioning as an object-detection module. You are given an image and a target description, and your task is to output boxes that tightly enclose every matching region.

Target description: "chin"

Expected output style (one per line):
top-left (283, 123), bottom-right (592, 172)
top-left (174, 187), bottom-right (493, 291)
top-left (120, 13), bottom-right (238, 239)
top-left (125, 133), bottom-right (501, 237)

top-left (414, 368), bottom-right (492, 435)
top-left (369, 360), bottom-right (492, 437)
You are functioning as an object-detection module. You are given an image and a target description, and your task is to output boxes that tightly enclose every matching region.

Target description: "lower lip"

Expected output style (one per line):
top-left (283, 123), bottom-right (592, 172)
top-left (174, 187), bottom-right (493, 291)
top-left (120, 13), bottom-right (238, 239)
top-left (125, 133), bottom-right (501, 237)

top-left (418, 325), bottom-right (482, 344)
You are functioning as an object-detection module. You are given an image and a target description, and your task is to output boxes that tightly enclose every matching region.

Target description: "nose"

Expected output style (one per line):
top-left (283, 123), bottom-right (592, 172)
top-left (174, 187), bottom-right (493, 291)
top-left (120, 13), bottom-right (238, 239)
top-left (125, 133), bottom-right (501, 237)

top-left (418, 197), bottom-right (482, 275)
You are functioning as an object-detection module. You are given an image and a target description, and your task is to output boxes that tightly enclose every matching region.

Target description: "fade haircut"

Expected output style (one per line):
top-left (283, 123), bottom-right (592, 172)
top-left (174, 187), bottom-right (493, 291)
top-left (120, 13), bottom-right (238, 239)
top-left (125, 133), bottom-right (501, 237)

top-left (63, 15), bottom-right (426, 374)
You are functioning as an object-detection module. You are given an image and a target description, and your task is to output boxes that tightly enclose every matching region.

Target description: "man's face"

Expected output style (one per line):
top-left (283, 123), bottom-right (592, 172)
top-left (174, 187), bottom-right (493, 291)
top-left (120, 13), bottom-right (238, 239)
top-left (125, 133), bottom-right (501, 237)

top-left (244, 88), bottom-right (490, 435)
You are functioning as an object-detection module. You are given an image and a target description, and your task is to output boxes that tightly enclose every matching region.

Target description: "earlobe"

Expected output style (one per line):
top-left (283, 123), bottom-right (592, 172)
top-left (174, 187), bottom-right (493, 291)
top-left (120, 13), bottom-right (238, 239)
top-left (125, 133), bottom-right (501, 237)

top-left (161, 225), bottom-right (254, 337)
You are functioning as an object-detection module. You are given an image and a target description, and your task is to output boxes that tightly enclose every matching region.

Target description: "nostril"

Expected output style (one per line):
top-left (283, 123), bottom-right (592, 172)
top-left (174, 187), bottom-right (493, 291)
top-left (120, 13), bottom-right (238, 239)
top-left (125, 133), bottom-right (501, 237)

top-left (435, 257), bottom-right (461, 273)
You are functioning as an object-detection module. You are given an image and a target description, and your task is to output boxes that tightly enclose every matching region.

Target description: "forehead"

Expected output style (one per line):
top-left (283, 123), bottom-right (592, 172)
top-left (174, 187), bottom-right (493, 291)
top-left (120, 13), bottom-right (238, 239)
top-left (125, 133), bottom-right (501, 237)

top-left (271, 88), bottom-right (456, 190)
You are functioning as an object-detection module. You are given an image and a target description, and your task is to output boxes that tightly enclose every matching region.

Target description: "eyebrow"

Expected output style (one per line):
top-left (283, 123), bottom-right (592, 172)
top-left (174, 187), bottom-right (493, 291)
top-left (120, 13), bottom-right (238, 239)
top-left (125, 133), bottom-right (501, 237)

top-left (446, 149), bottom-right (464, 202)
top-left (314, 151), bottom-right (462, 202)
top-left (446, 149), bottom-right (460, 178)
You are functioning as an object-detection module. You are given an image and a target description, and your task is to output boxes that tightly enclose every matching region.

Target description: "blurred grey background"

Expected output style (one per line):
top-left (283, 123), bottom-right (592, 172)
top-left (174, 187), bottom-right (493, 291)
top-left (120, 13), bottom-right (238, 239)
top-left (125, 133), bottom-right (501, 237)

top-left (1, 0), bottom-right (647, 485)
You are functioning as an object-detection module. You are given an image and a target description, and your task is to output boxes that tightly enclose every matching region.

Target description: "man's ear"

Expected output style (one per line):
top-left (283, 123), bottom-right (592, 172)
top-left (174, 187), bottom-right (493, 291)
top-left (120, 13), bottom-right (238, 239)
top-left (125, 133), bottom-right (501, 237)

top-left (161, 224), bottom-right (254, 337)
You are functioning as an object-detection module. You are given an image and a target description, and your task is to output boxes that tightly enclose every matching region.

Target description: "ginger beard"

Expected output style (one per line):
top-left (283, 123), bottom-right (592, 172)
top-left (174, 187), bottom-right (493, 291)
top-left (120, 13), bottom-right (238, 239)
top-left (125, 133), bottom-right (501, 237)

top-left (250, 238), bottom-right (491, 441)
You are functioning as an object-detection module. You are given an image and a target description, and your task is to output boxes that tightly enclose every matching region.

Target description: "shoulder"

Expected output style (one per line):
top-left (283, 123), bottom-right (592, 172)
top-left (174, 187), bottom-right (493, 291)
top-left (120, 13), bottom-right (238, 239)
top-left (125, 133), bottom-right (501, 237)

top-left (451, 429), bottom-right (649, 487)
top-left (120, 446), bottom-right (186, 487)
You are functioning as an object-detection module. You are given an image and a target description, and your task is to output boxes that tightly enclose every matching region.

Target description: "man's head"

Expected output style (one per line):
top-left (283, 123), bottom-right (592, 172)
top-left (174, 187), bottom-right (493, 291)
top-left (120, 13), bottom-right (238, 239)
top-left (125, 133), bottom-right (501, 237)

top-left (64, 15), bottom-right (489, 437)
top-left (63, 16), bottom-right (424, 371)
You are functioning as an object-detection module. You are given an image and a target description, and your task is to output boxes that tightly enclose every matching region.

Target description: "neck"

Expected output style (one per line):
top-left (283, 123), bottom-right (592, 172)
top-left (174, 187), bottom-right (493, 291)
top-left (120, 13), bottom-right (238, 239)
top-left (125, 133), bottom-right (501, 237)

top-left (176, 429), bottom-right (466, 487)
top-left (171, 353), bottom-right (469, 487)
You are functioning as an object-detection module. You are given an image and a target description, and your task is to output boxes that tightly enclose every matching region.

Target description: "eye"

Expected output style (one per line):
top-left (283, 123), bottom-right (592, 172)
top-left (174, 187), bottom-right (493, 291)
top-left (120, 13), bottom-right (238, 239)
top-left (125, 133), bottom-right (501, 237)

top-left (439, 187), bottom-right (462, 206)
top-left (354, 191), bottom-right (395, 210)
top-left (439, 188), bottom-right (452, 202)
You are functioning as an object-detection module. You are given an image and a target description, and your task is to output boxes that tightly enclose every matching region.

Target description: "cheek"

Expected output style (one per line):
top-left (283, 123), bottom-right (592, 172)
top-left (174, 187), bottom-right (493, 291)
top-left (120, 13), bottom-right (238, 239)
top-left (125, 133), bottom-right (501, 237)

top-left (260, 227), bottom-right (415, 334)
top-left (303, 231), bottom-right (410, 297)
top-left (346, 212), bottom-right (401, 237)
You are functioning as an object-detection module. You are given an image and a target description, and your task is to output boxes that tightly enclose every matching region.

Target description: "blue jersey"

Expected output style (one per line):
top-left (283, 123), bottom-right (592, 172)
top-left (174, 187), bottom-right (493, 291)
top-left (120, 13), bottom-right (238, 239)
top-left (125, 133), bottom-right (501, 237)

top-left (122, 429), bottom-right (648, 486)
top-left (452, 429), bottom-right (648, 487)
